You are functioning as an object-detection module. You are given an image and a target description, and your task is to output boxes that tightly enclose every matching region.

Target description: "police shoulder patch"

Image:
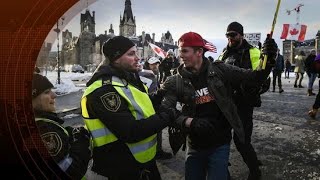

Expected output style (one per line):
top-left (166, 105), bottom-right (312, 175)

top-left (40, 132), bottom-right (62, 156)
top-left (100, 92), bottom-right (121, 112)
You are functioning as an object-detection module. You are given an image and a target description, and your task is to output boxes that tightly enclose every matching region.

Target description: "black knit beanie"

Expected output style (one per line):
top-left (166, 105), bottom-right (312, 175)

top-left (32, 73), bottom-right (54, 98)
top-left (227, 22), bottom-right (244, 36)
top-left (103, 36), bottom-right (135, 62)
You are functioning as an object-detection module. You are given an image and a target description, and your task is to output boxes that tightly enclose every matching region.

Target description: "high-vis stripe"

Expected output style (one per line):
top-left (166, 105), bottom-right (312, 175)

top-left (58, 154), bottom-right (73, 172)
top-left (81, 76), bottom-right (157, 163)
top-left (91, 127), bottom-right (112, 138)
top-left (129, 136), bottom-right (157, 154)
top-left (113, 77), bottom-right (144, 120)
top-left (249, 48), bottom-right (261, 70)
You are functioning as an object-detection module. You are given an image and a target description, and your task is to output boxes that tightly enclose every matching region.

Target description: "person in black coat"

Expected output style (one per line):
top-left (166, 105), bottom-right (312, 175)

top-left (305, 49), bottom-right (317, 96)
top-left (30, 73), bottom-right (91, 179)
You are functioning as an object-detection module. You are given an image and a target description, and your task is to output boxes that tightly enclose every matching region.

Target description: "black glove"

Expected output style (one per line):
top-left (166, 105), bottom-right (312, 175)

top-left (174, 115), bottom-right (189, 129)
top-left (262, 34), bottom-right (278, 66)
top-left (157, 106), bottom-right (180, 124)
top-left (190, 117), bottom-right (216, 138)
top-left (66, 126), bottom-right (90, 143)
top-left (66, 126), bottom-right (91, 166)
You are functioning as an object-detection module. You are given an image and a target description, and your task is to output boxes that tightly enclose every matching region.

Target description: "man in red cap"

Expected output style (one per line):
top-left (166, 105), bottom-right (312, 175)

top-left (160, 31), bottom-right (277, 180)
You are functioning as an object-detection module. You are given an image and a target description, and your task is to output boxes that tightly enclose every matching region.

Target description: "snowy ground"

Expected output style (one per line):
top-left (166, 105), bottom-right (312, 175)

top-left (40, 71), bottom-right (92, 95)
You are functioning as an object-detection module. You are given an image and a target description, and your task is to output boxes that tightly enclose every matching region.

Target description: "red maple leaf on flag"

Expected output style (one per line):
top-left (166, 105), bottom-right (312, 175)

top-left (290, 28), bottom-right (299, 35)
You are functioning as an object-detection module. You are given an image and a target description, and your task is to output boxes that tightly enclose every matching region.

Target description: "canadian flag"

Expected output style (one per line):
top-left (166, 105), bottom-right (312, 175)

top-left (280, 24), bottom-right (307, 42)
top-left (148, 42), bottom-right (167, 59)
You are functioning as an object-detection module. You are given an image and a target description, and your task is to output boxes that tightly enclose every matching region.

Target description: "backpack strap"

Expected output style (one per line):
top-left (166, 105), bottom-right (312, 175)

top-left (175, 75), bottom-right (184, 102)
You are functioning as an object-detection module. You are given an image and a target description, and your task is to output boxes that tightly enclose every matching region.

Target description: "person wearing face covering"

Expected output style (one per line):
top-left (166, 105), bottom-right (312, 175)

top-left (32, 73), bottom-right (91, 179)
top-left (218, 22), bottom-right (266, 180)
top-left (81, 36), bottom-right (178, 179)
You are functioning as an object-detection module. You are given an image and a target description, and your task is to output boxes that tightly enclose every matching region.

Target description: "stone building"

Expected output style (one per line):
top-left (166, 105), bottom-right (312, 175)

top-left (282, 30), bottom-right (320, 65)
top-left (56, 0), bottom-right (178, 71)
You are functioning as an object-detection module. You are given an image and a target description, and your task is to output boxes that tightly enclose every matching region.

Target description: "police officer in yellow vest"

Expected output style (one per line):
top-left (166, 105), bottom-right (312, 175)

top-left (218, 22), bottom-right (270, 180)
top-left (81, 36), bottom-right (177, 179)
top-left (31, 73), bottom-right (91, 179)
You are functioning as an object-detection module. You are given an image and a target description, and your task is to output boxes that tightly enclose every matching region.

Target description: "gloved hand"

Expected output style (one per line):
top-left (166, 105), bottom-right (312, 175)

top-left (190, 117), bottom-right (216, 138)
top-left (66, 126), bottom-right (92, 169)
top-left (66, 126), bottom-right (90, 143)
top-left (261, 34), bottom-right (278, 66)
top-left (157, 105), bottom-right (181, 124)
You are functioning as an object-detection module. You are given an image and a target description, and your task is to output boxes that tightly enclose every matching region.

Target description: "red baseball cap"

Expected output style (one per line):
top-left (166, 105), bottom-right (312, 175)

top-left (178, 32), bottom-right (206, 48)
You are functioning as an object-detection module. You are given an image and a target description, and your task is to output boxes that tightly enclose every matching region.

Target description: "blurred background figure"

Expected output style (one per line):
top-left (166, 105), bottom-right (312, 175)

top-left (308, 54), bottom-right (320, 119)
top-left (293, 51), bottom-right (306, 88)
top-left (284, 59), bottom-right (291, 79)
top-left (305, 49), bottom-right (317, 96)
top-left (140, 57), bottom-right (173, 160)
top-left (272, 48), bottom-right (284, 93)
top-left (159, 50), bottom-right (177, 83)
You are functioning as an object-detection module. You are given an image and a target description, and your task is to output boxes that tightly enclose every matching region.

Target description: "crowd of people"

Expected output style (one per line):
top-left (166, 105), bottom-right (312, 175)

top-left (30, 21), bottom-right (320, 180)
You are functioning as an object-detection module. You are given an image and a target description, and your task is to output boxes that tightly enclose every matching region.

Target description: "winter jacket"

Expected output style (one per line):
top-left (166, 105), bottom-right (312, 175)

top-left (160, 58), bottom-right (271, 148)
top-left (294, 55), bottom-right (306, 73)
top-left (34, 111), bottom-right (91, 179)
top-left (305, 54), bottom-right (317, 74)
top-left (159, 57), bottom-right (175, 75)
top-left (219, 39), bottom-right (262, 107)
top-left (273, 53), bottom-right (284, 72)
top-left (83, 64), bottom-right (171, 177)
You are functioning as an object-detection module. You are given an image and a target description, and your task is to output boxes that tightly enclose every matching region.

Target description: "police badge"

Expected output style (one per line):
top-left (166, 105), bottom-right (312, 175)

top-left (41, 132), bottom-right (62, 156)
top-left (100, 92), bottom-right (121, 112)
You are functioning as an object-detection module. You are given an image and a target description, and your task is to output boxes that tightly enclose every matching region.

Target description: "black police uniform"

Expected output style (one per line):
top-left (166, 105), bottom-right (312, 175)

top-left (34, 110), bottom-right (91, 179)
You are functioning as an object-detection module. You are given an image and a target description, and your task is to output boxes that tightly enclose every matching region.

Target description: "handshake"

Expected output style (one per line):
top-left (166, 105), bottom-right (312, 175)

top-left (157, 106), bottom-right (216, 137)
top-left (157, 105), bottom-right (181, 125)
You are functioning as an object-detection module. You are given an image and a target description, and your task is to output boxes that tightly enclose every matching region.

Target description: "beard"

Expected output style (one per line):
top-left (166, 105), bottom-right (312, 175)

top-left (228, 39), bottom-right (241, 48)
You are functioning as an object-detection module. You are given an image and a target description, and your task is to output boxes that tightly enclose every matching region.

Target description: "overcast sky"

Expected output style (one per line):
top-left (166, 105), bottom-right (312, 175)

top-left (48, 0), bottom-right (319, 59)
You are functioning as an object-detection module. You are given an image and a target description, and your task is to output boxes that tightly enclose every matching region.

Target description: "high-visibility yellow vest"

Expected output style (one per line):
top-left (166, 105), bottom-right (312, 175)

top-left (218, 47), bottom-right (261, 70)
top-left (81, 76), bottom-right (157, 163)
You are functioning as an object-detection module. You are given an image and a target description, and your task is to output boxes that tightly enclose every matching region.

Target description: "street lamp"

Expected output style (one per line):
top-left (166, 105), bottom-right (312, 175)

top-left (54, 17), bottom-right (65, 84)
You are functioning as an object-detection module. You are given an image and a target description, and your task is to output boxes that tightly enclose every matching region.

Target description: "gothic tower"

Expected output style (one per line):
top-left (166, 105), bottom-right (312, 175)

top-left (119, 0), bottom-right (136, 37)
top-left (79, 9), bottom-right (96, 68)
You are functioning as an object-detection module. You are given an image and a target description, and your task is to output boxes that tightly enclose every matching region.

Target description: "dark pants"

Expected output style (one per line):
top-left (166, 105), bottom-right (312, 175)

top-left (233, 105), bottom-right (260, 173)
top-left (272, 70), bottom-right (282, 90)
top-left (294, 72), bottom-right (304, 86)
top-left (313, 84), bottom-right (320, 109)
top-left (285, 68), bottom-right (290, 78)
top-left (157, 131), bottom-right (162, 152)
top-left (107, 160), bottom-right (161, 180)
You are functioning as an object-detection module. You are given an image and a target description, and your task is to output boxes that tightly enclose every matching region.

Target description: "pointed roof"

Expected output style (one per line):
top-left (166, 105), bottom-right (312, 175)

top-left (81, 9), bottom-right (95, 24)
top-left (165, 31), bottom-right (172, 39)
top-left (316, 30), bottom-right (320, 37)
top-left (120, 0), bottom-right (135, 24)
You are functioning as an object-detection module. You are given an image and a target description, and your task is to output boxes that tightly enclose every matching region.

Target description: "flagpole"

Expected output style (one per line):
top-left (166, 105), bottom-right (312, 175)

top-left (262, 0), bottom-right (281, 70)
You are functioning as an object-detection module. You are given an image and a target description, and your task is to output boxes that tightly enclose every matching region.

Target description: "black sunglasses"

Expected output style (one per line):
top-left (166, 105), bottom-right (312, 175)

top-left (225, 32), bottom-right (238, 38)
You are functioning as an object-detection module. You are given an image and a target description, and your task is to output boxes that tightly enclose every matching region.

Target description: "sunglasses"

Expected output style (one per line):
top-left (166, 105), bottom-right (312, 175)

top-left (225, 32), bottom-right (238, 38)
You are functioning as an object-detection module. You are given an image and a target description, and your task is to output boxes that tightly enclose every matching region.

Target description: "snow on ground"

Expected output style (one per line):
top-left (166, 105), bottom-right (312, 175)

top-left (41, 71), bottom-right (92, 95)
